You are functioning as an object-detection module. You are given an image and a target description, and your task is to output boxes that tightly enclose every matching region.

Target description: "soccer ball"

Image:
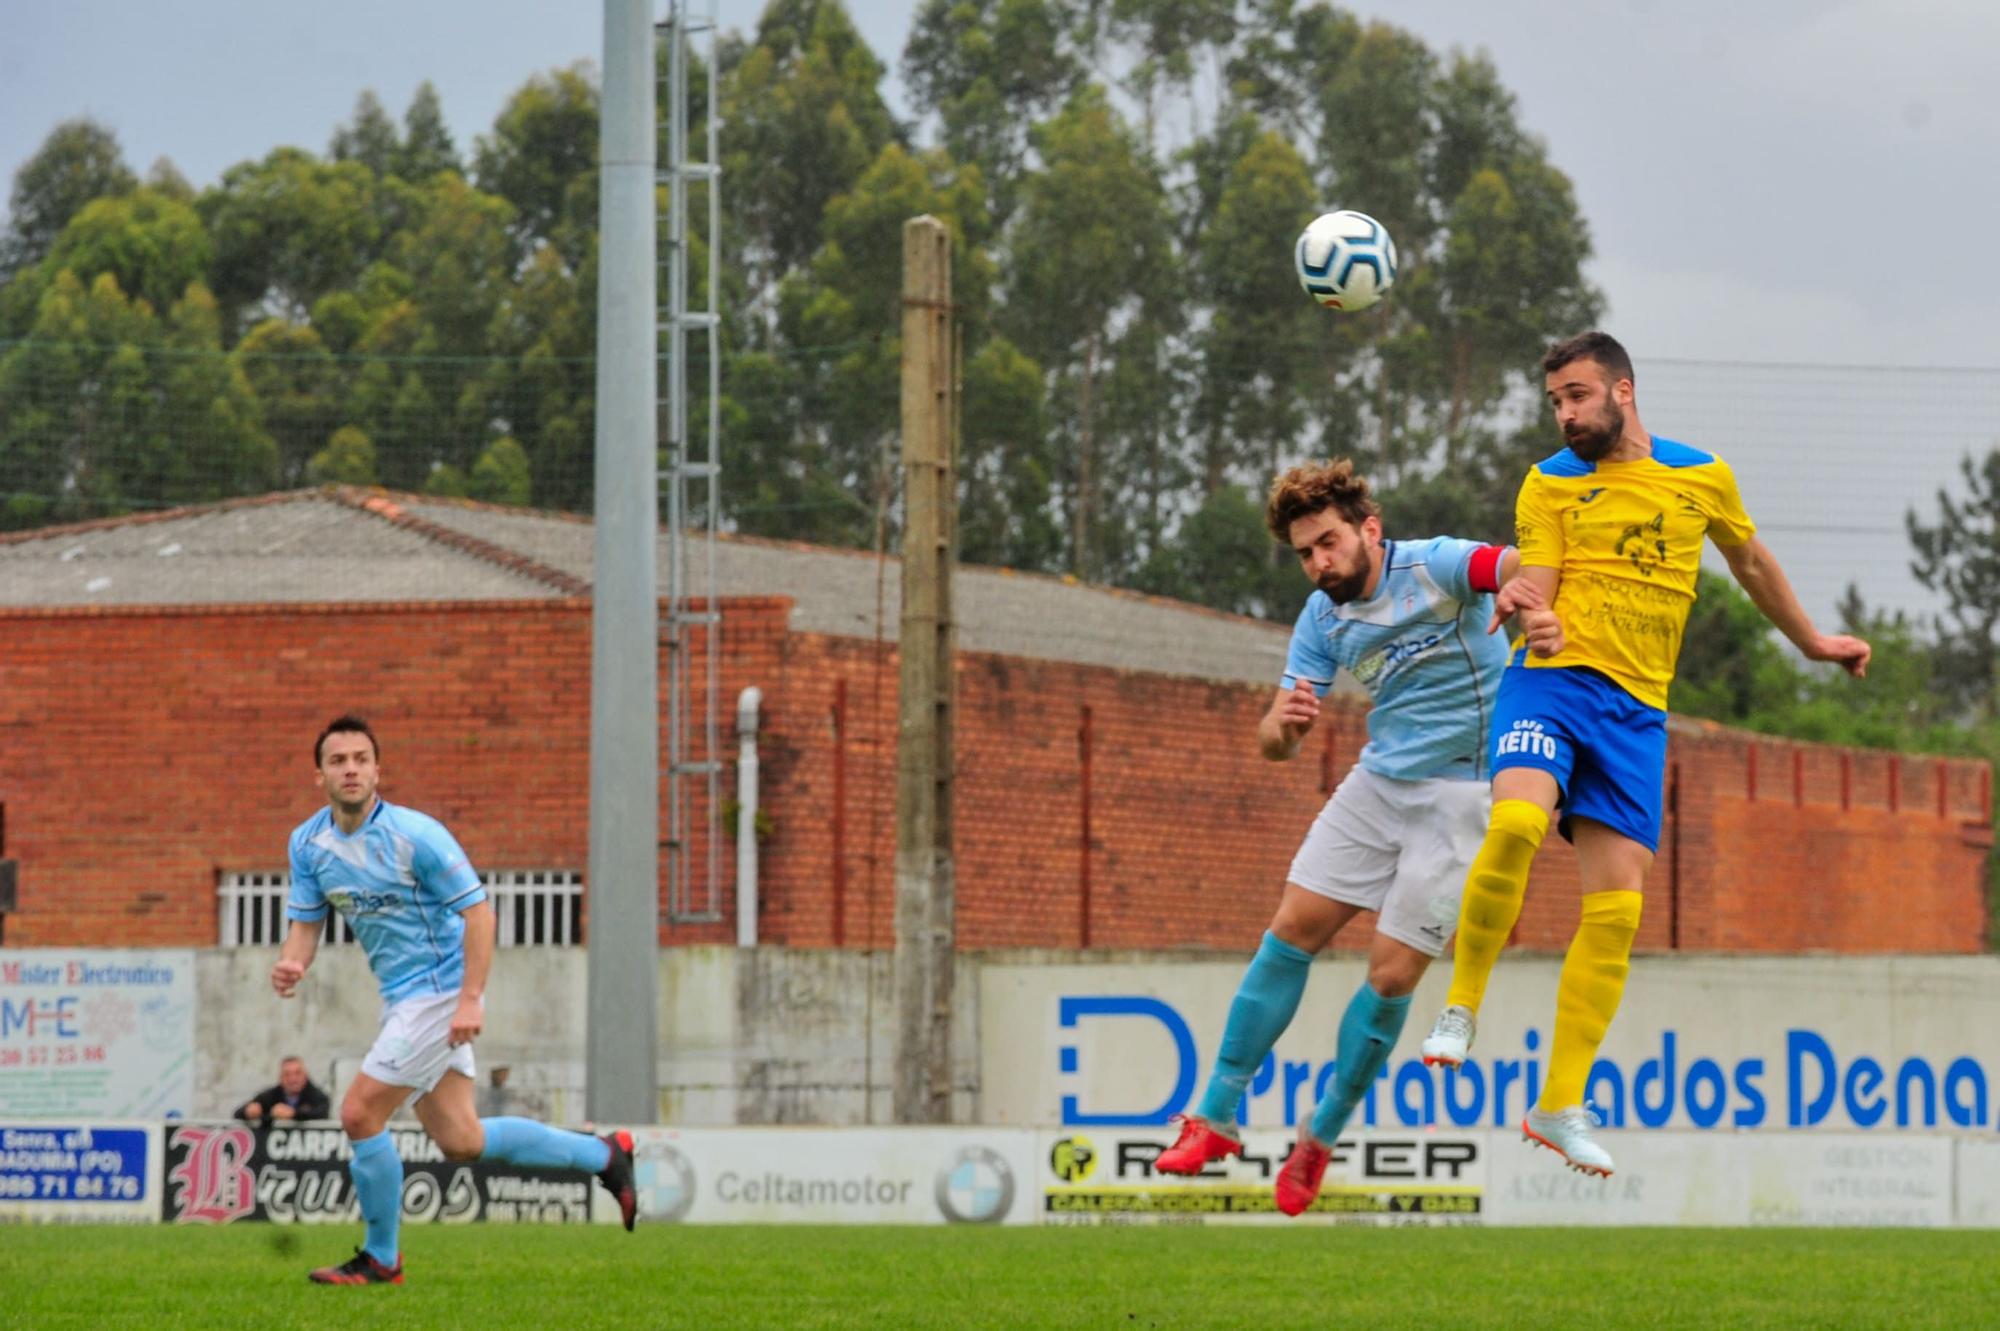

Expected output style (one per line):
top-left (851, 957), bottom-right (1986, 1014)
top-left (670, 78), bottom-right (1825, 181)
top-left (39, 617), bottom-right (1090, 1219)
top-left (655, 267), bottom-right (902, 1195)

top-left (1295, 210), bottom-right (1397, 312)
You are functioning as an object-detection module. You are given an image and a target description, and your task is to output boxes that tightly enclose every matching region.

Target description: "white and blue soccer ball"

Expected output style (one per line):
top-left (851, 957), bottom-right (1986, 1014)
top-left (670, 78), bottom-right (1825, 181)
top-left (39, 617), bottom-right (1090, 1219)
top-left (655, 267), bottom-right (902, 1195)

top-left (1295, 210), bottom-right (1397, 312)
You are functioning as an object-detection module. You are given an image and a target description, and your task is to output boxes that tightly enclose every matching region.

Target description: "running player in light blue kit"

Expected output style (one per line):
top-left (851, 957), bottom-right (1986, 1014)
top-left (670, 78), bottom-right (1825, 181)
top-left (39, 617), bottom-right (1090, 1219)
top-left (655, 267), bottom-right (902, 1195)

top-left (1155, 461), bottom-right (1562, 1214)
top-left (273, 715), bottom-right (637, 1285)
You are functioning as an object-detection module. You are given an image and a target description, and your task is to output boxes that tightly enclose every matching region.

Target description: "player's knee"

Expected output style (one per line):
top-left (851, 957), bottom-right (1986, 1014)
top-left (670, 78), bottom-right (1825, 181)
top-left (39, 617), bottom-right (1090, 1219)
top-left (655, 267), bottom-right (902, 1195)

top-left (1365, 950), bottom-right (1426, 997)
top-left (1269, 894), bottom-right (1339, 954)
top-left (437, 1133), bottom-right (483, 1162)
top-left (339, 1101), bottom-right (380, 1141)
top-left (1579, 889), bottom-right (1642, 940)
top-left (1487, 799), bottom-right (1550, 852)
top-left (1366, 963), bottom-right (1420, 999)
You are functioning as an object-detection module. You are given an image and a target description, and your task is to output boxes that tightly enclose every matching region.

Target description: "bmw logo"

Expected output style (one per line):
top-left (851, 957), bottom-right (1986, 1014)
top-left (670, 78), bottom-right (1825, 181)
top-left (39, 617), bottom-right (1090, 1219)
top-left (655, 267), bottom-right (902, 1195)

top-left (934, 1145), bottom-right (1015, 1224)
top-left (633, 1139), bottom-right (696, 1223)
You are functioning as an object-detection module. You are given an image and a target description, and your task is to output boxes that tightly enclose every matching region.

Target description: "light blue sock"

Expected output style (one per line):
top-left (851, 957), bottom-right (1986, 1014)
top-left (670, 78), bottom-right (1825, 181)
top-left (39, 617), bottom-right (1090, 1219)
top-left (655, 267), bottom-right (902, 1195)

top-left (348, 1131), bottom-right (403, 1267)
top-left (479, 1117), bottom-right (611, 1172)
top-left (1310, 982), bottom-right (1413, 1145)
top-left (1194, 932), bottom-right (1315, 1124)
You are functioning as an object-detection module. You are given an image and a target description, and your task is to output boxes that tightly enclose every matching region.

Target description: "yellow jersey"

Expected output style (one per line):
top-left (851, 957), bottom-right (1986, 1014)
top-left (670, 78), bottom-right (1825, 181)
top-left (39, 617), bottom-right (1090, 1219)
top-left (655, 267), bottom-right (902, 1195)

top-left (1514, 436), bottom-right (1756, 709)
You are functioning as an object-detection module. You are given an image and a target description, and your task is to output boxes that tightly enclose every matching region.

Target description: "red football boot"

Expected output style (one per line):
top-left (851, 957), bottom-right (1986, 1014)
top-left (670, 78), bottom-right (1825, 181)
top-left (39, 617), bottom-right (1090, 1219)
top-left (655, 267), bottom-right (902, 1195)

top-left (1275, 1137), bottom-right (1331, 1216)
top-left (1153, 1114), bottom-right (1244, 1175)
top-left (596, 1129), bottom-right (638, 1231)
top-left (308, 1247), bottom-right (404, 1285)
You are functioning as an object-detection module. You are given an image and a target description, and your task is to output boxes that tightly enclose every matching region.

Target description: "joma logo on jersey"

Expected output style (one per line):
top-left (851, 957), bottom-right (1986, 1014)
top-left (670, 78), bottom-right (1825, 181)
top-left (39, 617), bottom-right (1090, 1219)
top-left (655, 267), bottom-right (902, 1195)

top-left (1496, 720), bottom-right (1559, 762)
top-left (1350, 632), bottom-right (1446, 687)
top-left (327, 888), bottom-right (401, 917)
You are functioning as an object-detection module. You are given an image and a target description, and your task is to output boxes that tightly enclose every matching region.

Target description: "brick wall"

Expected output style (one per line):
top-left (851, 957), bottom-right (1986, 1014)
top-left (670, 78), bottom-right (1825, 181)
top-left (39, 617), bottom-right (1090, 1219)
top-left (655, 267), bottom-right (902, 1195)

top-left (0, 597), bottom-right (1987, 954)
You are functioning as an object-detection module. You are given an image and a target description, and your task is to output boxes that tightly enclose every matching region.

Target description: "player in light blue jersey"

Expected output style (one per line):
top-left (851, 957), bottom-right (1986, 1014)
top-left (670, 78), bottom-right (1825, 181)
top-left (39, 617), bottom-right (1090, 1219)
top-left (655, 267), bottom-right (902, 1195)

top-left (1155, 461), bottom-right (1562, 1214)
top-left (273, 715), bottom-right (637, 1285)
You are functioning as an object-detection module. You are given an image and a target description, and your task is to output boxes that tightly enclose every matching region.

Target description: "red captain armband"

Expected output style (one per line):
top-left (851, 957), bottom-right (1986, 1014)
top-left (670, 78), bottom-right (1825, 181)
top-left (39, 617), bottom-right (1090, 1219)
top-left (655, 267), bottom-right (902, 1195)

top-left (1466, 544), bottom-right (1506, 594)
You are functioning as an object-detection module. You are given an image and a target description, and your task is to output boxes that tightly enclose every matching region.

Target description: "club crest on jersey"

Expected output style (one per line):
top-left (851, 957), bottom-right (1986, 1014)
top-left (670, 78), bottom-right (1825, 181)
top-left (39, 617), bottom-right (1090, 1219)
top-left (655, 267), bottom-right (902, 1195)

top-left (1615, 512), bottom-right (1670, 577)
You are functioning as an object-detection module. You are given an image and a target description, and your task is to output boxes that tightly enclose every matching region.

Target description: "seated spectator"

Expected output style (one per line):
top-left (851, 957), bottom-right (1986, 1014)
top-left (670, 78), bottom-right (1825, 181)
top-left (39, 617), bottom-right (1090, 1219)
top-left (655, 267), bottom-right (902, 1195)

top-left (234, 1055), bottom-right (330, 1123)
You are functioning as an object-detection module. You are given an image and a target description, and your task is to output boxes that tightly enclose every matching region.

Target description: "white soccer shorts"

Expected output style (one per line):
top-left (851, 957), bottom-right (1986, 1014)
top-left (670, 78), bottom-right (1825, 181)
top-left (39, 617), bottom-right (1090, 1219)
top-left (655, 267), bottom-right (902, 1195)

top-left (1286, 764), bottom-right (1490, 958)
top-left (359, 990), bottom-right (477, 1094)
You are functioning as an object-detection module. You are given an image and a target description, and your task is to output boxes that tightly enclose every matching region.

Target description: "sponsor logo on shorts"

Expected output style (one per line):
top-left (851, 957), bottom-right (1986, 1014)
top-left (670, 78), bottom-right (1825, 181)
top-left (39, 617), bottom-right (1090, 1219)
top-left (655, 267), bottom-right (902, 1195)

top-left (1495, 719), bottom-right (1558, 762)
top-left (374, 1034), bottom-right (415, 1070)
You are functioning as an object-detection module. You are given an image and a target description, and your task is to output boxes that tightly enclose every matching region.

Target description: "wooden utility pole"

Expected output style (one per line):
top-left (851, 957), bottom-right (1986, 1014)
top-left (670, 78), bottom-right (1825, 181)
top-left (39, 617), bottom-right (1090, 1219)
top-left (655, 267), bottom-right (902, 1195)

top-left (893, 215), bottom-right (958, 1123)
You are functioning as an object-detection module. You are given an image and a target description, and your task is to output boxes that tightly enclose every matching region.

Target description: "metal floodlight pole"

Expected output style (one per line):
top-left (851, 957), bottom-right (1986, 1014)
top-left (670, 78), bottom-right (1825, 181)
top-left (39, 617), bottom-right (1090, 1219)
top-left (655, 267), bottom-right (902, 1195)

top-left (587, 0), bottom-right (661, 1126)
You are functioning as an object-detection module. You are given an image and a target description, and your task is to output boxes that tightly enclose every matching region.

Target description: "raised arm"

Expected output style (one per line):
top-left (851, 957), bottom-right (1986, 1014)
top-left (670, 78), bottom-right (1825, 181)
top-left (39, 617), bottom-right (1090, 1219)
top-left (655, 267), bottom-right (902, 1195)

top-left (1257, 680), bottom-right (1321, 762)
top-left (1715, 536), bottom-right (1870, 677)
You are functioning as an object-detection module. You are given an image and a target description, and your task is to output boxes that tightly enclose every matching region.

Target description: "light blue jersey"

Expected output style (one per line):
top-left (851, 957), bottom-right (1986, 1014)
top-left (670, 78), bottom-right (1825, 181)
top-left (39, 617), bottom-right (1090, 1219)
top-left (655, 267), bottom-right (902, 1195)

top-left (1281, 536), bottom-right (1509, 781)
top-left (286, 799), bottom-right (487, 1003)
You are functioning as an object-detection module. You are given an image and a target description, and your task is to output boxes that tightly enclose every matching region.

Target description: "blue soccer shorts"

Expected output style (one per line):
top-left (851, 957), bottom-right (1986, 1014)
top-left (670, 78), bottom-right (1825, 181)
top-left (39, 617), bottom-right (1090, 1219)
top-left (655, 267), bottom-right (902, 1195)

top-left (1488, 664), bottom-right (1668, 852)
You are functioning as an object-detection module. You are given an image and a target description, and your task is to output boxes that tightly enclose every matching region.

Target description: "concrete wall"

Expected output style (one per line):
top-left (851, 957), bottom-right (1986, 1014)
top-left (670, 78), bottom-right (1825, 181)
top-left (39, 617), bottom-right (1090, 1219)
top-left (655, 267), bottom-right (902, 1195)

top-left (196, 947), bottom-right (2000, 1141)
top-left (196, 946), bottom-right (979, 1126)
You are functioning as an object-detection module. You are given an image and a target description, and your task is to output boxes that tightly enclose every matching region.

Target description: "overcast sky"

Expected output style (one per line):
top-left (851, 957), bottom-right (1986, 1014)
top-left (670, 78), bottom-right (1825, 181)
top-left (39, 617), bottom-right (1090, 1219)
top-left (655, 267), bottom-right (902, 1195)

top-left (6, 0), bottom-right (1998, 620)
top-left (8, 0), bottom-right (1997, 369)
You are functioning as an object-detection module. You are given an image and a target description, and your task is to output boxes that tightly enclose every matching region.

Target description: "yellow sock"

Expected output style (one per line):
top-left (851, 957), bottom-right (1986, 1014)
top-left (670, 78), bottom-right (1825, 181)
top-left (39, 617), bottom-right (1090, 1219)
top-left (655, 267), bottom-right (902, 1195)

top-left (1443, 800), bottom-right (1549, 1014)
top-left (1539, 890), bottom-right (1643, 1112)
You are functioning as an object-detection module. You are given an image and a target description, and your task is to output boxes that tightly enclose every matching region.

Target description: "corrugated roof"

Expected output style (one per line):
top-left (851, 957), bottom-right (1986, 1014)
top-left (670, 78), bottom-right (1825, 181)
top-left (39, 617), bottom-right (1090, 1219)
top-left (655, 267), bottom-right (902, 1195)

top-left (0, 492), bottom-right (570, 605)
top-left (398, 498), bottom-right (1294, 684)
top-left (0, 488), bottom-right (1298, 686)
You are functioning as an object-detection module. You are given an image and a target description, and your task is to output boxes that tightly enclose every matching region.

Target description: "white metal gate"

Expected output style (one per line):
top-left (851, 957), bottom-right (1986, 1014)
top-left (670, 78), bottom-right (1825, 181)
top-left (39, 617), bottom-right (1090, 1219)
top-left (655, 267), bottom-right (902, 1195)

top-left (216, 870), bottom-right (584, 946)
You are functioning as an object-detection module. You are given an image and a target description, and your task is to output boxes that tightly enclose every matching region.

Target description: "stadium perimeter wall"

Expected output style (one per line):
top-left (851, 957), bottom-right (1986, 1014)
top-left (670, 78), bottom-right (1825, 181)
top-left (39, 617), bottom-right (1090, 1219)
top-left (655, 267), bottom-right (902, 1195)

top-left (0, 597), bottom-right (1987, 953)
top-left (9, 1119), bottom-right (2000, 1228)
top-left (11, 947), bottom-right (2000, 1228)
top-left (7, 1120), bottom-right (2000, 1228)
top-left (185, 948), bottom-right (2000, 1140)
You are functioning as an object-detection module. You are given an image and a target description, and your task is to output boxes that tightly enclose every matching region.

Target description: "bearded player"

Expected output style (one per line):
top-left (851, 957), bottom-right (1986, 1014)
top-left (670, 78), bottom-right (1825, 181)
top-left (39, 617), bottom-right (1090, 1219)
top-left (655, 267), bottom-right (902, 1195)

top-left (1155, 460), bottom-right (1562, 1214)
top-left (1419, 332), bottom-right (1869, 1175)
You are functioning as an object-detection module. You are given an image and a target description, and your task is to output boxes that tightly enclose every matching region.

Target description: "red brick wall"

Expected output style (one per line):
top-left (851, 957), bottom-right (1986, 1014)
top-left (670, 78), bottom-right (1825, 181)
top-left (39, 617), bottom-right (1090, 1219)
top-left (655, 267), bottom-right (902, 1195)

top-left (1666, 727), bottom-right (1991, 952)
top-left (0, 598), bottom-right (1987, 954)
top-left (0, 601), bottom-right (599, 945)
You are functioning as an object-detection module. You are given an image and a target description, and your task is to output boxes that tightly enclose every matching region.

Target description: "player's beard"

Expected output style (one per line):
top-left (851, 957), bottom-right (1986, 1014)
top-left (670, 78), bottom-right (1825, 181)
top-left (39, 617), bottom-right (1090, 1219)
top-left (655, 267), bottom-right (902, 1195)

top-left (1564, 402), bottom-right (1625, 461)
top-left (1317, 563), bottom-right (1371, 604)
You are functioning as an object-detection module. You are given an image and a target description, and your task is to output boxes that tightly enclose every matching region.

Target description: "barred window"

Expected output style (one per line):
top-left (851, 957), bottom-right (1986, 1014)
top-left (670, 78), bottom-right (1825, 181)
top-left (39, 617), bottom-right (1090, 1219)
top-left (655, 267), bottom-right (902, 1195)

top-left (216, 870), bottom-right (583, 946)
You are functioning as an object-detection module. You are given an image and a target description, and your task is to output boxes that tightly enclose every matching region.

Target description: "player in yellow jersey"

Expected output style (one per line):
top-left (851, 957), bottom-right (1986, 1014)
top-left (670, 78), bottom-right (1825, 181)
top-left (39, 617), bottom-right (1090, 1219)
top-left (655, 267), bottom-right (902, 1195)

top-left (1418, 331), bottom-right (1871, 1175)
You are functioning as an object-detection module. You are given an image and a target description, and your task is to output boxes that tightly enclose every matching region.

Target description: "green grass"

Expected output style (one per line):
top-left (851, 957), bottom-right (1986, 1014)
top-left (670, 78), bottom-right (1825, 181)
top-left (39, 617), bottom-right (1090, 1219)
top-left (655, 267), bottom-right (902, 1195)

top-left (4, 1223), bottom-right (1997, 1330)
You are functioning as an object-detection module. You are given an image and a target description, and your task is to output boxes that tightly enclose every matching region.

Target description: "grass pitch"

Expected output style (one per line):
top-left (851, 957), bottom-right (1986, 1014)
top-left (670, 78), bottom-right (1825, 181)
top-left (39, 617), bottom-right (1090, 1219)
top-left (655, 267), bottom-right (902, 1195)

top-left (5, 1223), bottom-right (1996, 1330)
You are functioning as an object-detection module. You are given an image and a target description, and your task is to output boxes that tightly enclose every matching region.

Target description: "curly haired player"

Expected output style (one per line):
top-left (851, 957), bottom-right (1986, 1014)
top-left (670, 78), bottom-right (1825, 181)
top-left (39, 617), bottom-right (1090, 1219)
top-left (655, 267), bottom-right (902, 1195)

top-left (1155, 461), bottom-right (1561, 1214)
